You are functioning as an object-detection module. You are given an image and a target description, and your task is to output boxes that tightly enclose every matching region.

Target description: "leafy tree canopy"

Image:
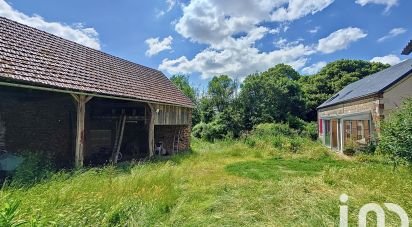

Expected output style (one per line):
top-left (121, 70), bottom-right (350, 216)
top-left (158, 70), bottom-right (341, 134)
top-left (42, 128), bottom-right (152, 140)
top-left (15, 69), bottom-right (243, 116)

top-left (170, 75), bottom-right (197, 103)
top-left (207, 75), bottom-right (238, 113)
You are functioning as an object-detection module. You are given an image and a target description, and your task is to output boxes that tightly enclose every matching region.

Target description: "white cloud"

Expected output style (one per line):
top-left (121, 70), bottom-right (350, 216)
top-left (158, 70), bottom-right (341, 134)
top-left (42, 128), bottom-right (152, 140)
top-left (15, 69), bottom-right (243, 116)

top-left (166, 0), bottom-right (177, 12)
top-left (174, 0), bottom-right (334, 47)
top-left (308, 26), bottom-right (320, 34)
top-left (370, 54), bottom-right (401, 65)
top-left (156, 0), bottom-right (177, 17)
top-left (159, 43), bottom-right (313, 79)
top-left (0, 0), bottom-right (100, 49)
top-left (271, 0), bottom-right (334, 22)
top-left (377, 27), bottom-right (406, 42)
top-left (160, 0), bottom-right (342, 79)
top-left (145, 36), bottom-right (173, 57)
top-left (301, 61), bottom-right (327, 74)
top-left (161, 26), bottom-right (367, 79)
top-left (156, 10), bottom-right (166, 18)
top-left (317, 27), bottom-right (367, 54)
top-left (355, 0), bottom-right (398, 12)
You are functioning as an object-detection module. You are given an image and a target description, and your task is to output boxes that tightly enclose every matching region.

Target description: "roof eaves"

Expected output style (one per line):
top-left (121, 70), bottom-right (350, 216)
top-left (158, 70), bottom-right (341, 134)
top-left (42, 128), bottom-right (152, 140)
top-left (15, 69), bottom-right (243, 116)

top-left (0, 78), bottom-right (195, 108)
top-left (317, 92), bottom-right (381, 110)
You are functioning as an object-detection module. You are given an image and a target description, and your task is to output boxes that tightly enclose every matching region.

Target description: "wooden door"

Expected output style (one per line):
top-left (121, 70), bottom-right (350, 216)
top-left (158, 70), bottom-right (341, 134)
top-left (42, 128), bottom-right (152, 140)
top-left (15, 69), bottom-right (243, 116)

top-left (331, 119), bottom-right (338, 149)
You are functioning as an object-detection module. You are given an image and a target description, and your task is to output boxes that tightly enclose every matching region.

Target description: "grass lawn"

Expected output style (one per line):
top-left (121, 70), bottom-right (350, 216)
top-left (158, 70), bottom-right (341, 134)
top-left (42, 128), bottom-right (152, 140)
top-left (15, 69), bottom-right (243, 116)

top-left (1, 138), bottom-right (411, 226)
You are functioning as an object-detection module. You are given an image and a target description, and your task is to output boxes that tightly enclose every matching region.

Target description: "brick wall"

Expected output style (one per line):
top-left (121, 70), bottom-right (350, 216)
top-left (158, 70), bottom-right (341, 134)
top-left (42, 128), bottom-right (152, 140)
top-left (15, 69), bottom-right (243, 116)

top-left (154, 125), bottom-right (191, 155)
top-left (154, 109), bottom-right (192, 155)
top-left (0, 87), bottom-right (76, 168)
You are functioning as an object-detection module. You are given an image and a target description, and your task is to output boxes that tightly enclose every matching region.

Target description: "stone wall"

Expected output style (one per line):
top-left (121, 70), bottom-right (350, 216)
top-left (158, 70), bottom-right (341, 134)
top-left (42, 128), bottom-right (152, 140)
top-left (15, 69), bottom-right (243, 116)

top-left (318, 95), bottom-right (384, 137)
top-left (0, 87), bottom-right (76, 167)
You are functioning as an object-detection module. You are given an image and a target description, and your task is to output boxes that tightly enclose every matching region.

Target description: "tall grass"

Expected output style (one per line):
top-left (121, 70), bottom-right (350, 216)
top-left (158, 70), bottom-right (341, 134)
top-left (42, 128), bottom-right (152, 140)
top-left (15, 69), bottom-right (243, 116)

top-left (0, 128), bottom-right (411, 226)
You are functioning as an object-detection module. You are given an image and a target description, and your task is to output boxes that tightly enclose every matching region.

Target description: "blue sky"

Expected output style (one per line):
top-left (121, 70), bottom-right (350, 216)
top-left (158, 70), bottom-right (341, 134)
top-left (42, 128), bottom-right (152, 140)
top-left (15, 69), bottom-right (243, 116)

top-left (1, 0), bottom-right (411, 89)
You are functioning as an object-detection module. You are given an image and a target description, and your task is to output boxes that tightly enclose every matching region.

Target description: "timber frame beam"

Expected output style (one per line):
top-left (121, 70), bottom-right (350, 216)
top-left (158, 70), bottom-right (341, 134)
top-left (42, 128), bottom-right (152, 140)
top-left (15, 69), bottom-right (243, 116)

top-left (71, 94), bottom-right (93, 168)
top-left (147, 103), bottom-right (155, 157)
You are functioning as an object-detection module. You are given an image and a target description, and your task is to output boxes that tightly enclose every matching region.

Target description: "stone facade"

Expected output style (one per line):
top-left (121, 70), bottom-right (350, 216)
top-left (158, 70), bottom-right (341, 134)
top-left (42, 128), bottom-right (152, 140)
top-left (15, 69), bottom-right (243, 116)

top-left (318, 95), bottom-right (384, 135)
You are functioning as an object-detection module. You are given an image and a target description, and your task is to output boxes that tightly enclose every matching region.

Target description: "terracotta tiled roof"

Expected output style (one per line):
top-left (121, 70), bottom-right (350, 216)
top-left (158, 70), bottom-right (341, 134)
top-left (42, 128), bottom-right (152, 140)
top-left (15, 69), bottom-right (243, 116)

top-left (0, 17), bottom-right (194, 108)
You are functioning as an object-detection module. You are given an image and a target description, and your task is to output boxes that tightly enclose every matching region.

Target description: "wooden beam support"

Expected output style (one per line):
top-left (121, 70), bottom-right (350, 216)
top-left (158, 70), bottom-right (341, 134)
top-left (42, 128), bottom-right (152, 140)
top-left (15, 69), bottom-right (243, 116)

top-left (112, 114), bottom-right (126, 164)
top-left (72, 94), bottom-right (92, 168)
top-left (147, 103), bottom-right (155, 157)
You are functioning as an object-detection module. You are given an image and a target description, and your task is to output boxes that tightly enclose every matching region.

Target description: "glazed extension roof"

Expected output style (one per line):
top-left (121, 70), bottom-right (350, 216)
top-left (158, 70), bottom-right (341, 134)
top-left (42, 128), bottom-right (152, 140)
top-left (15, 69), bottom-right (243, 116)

top-left (318, 58), bottom-right (412, 109)
top-left (0, 17), bottom-right (194, 108)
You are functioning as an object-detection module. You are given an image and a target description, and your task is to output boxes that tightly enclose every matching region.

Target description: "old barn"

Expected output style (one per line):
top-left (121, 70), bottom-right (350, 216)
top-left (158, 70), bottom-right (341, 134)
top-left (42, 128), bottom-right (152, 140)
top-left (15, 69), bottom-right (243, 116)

top-left (0, 17), bottom-right (193, 168)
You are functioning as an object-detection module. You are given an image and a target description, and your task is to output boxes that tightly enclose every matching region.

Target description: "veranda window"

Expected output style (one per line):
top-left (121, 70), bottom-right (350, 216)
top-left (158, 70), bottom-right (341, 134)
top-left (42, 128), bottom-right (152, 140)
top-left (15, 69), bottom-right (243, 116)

top-left (344, 120), bottom-right (370, 145)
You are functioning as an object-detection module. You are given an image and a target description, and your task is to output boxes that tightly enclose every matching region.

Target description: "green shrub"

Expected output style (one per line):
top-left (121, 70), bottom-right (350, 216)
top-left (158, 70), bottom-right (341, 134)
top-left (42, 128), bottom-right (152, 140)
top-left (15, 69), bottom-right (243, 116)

top-left (244, 137), bottom-right (256, 148)
top-left (192, 122), bottom-right (207, 138)
top-left (272, 136), bottom-right (283, 149)
top-left (289, 137), bottom-right (304, 153)
top-left (11, 151), bottom-right (55, 187)
top-left (253, 123), bottom-right (297, 137)
top-left (203, 120), bottom-right (226, 142)
top-left (192, 120), bottom-right (227, 142)
top-left (287, 115), bottom-right (306, 131)
top-left (379, 98), bottom-right (412, 165)
top-left (343, 139), bottom-right (360, 156)
top-left (301, 122), bottom-right (318, 140)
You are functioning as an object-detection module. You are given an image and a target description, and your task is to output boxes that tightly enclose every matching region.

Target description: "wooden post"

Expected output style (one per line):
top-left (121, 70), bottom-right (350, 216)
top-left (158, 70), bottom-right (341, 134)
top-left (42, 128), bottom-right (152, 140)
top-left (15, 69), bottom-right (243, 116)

top-left (147, 103), bottom-right (155, 157)
top-left (112, 114), bottom-right (126, 164)
top-left (72, 94), bottom-right (92, 168)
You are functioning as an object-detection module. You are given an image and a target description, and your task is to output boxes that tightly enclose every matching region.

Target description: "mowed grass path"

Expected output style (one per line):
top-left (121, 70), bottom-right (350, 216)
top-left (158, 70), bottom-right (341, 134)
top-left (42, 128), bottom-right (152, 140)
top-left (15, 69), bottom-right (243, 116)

top-left (1, 138), bottom-right (412, 226)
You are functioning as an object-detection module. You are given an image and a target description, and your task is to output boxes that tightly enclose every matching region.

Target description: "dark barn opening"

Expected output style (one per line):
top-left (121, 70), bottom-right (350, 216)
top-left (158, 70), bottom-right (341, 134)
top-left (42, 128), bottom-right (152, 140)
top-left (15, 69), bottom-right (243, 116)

top-left (85, 98), bottom-right (151, 165)
top-left (0, 86), bottom-right (76, 168)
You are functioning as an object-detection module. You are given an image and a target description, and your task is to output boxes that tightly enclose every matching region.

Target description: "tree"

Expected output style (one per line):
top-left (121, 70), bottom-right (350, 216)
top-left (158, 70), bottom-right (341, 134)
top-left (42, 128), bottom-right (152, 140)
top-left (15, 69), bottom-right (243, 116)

top-left (265, 63), bottom-right (300, 80)
top-left (207, 75), bottom-right (238, 113)
top-left (300, 60), bottom-right (389, 121)
top-left (239, 65), bottom-right (304, 129)
top-left (198, 96), bottom-right (215, 123)
top-left (169, 75), bottom-right (197, 103)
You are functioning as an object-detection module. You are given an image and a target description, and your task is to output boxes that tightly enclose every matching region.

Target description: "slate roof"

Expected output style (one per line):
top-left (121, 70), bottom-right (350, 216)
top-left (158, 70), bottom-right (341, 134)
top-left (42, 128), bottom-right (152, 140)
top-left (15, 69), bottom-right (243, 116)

top-left (0, 17), bottom-right (194, 108)
top-left (402, 40), bottom-right (412, 55)
top-left (318, 59), bottom-right (412, 109)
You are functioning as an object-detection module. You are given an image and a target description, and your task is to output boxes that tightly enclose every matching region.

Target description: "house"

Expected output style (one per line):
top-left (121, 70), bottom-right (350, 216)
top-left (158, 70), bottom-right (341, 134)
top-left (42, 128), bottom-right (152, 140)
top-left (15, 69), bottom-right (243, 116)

top-left (0, 17), bottom-right (194, 168)
top-left (402, 40), bottom-right (412, 55)
top-left (317, 59), bottom-right (412, 152)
